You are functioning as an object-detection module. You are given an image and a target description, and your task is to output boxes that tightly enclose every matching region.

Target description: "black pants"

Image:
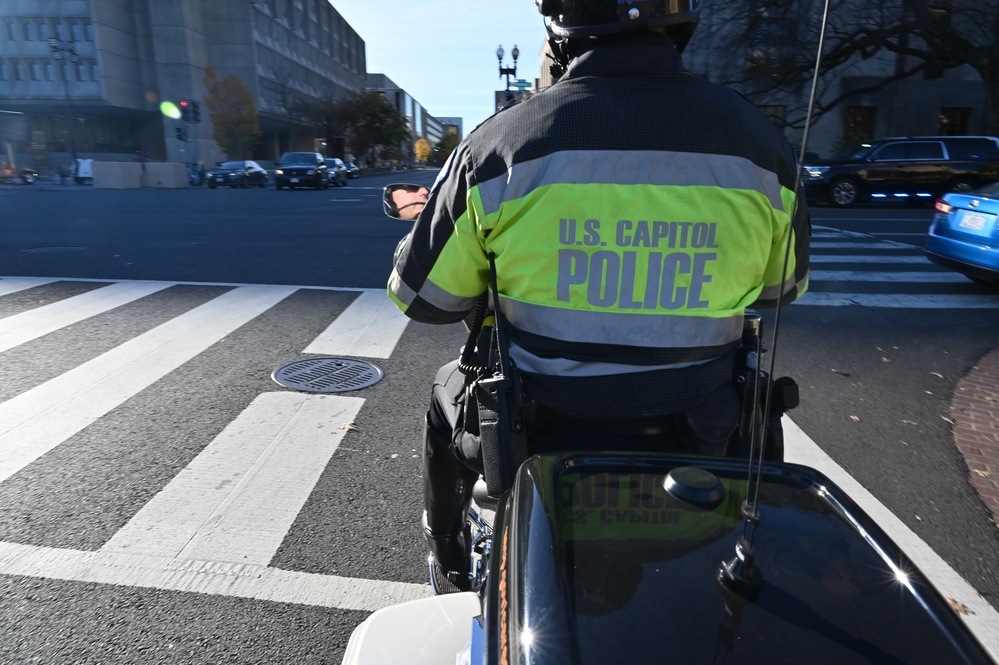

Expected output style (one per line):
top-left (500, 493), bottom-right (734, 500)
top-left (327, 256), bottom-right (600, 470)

top-left (427, 359), bottom-right (739, 477)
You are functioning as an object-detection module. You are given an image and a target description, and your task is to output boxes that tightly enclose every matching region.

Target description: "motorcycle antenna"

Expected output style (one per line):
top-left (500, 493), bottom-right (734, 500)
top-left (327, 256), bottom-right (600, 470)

top-left (718, 0), bottom-right (832, 601)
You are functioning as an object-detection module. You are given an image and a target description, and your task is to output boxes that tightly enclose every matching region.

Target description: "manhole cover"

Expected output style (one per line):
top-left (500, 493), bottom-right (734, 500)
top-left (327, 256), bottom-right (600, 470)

top-left (272, 357), bottom-right (384, 393)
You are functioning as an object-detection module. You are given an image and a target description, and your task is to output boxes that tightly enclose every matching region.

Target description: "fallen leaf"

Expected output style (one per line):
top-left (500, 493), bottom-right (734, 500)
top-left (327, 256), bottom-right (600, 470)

top-left (901, 419), bottom-right (917, 425)
top-left (941, 416), bottom-right (955, 425)
top-left (972, 469), bottom-right (992, 478)
top-left (930, 371), bottom-right (945, 379)
top-left (849, 415), bottom-right (861, 422)
top-left (881, 357), bottom-right (891, 363)
top-left (340, 422), bottom-right (358, 431)
top-left (832, 369), bottom-right (851, 377)
top-left (947, 598), bottom-right (975, 615)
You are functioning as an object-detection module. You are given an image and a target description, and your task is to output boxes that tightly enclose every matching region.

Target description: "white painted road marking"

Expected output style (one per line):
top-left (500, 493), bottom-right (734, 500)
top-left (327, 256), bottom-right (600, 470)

top-left (784, 417), bottom-right (999, 658)
top-left (303, 290), bottom-right (411, 358)
top-left (102, 392), bottom-right (364, 565)
top-left (810, 254), bottom-right (932, 263)
top-left (809, 271), bottom-right (967, 283)
top-left (0, 541), bottom-right (427, 612)
top-left (797, 293), bottom-right (999, 308)
top-left (0, 285), bottom-right (296, 484)
top-left (0, 276), bottom-right (59, 296)
top-left (0, 281), bottom-right (172, 353)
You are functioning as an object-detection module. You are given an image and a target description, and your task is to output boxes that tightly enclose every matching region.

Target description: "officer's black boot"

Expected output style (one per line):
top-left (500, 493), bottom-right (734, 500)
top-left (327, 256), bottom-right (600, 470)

top-left (423, 416), bottom-right (478, 593)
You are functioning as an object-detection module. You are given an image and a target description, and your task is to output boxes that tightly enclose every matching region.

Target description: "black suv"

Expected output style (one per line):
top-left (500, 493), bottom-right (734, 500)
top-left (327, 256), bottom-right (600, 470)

top-left (801, 136), bottom-right (999, 207)
top-left (274, 152), bottom-right (328, 190)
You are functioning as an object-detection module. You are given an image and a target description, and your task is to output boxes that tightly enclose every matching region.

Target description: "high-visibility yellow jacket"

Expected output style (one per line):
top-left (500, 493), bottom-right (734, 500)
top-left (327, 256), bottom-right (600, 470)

top-left (389, 33), bottom-right (809, 419)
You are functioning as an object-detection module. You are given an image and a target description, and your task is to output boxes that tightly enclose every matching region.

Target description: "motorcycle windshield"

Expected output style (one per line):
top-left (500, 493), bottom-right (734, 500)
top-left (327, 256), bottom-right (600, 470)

top-left (498, 455), bottom-right (991, 665)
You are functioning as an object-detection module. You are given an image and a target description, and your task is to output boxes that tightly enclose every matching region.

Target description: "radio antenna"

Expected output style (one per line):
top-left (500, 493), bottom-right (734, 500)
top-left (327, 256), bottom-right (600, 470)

top-left (718, 0), bottom-right (832, 600)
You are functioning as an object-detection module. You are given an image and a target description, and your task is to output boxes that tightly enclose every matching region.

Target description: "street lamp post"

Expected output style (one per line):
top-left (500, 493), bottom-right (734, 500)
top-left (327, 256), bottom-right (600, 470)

top-left (496, 44), bottom-right (519, 91)
top-left (48, 37), bottom-right (80, 164)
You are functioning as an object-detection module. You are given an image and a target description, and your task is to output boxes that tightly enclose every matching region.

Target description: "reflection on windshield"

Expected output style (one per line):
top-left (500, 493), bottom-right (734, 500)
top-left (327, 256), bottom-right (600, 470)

top-left (831, 142), bottom-right (874, 160)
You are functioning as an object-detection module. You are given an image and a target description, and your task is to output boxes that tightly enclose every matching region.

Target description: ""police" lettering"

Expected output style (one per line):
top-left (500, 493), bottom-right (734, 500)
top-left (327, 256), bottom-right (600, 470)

top-left (557, 249), bottom-right (715, 309)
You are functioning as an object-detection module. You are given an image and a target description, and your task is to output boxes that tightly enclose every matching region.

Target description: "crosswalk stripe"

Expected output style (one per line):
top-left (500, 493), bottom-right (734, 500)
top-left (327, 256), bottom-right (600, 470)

top-left (810, 254), bottom-right (932, 264)
top-left (798, 293), bottom-right (999, 308)
top-left (0, 541), bottom-right (427, 611)
top-left (810, 242), bottom-right (911, 249)
top-left (809, 271), bottom-right (967, 283)
top-left (0, 281), bottom-right (173, 353)
top-left (102, 392), bottom-right (364, 565)
top-left (303, 290), bottom-right (410, 358)
top-left (0, 276), bottom-right (59, 296)
top-left (0, 285), bottom-right (296, 484)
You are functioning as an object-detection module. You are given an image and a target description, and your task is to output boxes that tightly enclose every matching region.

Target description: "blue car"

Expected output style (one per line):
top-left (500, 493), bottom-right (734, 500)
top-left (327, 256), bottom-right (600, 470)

top-left (925, 181), bottom-right (999, 284)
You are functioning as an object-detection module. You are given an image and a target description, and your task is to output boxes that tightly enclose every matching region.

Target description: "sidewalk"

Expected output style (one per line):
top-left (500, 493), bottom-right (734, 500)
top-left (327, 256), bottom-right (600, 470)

top-left (951, 347), bottom-right (999, 527)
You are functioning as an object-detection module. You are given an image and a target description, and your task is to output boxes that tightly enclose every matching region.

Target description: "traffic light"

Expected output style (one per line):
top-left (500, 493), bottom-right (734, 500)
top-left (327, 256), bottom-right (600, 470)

top-left (179, 99), bottom-right (191, 123)
top-left (175, 126), bottom-right (187, 142)
top-left (191, 100), bottom-right (201, 123)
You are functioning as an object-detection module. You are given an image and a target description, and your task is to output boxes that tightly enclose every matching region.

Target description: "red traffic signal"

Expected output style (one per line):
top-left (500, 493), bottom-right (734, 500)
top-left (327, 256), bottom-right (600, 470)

top-left (179, 99), bottom-right (191, 123)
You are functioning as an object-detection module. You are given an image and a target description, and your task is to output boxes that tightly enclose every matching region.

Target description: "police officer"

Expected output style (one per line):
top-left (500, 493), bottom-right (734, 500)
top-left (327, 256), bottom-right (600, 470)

top-left (388, 0), bottom-right (810, 591)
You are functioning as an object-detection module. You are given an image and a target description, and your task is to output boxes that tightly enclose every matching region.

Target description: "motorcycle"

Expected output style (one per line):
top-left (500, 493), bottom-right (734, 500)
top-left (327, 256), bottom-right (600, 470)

top-left (338, 186), bottom-right (996, 665)
top-left (20, 167), bottom-right (37, 185)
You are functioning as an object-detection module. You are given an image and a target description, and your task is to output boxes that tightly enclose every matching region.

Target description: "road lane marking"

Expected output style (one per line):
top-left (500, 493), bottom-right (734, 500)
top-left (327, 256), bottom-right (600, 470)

top-left (0, 281), bottom-right (172, 353)
top-left (784, 417), bottom-right (999, 658)
top-left (303, 290), bottom-right (410, 358)
top-left (0, 285), bottom-right (296, 484)
top-left (797, 293), bottom-right (999, 308)
top-left (102, 392), bottom-right (364, 565)
top-left (810, 255), bottom-right (932, 263)
top-left (0, 276), bottom-right (59, 296)
top-left (810, 242), bottom-right (912, 249)
top-left (809, 271), bottom-right (968, 283)
top-left (0, 541), bottom-right (427, 612)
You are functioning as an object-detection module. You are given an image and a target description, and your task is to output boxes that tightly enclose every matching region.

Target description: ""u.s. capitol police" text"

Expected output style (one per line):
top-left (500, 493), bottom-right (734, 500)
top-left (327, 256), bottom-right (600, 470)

top-left (557, 218), bottom-right (719, 309)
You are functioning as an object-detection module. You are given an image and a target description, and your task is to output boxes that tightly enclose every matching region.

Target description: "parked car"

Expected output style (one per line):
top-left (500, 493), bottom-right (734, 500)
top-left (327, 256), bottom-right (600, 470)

top-left (925, 181), bottom-right (999, 285)
top-left (344, 162), bottom-right (360, 179)
top-left (801, 135), bottom-right (999, 207)
top-left (205, 160), bottom-right (268, 189)
top-left (274, 152), bottom-right (328, 190)
top-left (325, 158), bottom-right (348, 187)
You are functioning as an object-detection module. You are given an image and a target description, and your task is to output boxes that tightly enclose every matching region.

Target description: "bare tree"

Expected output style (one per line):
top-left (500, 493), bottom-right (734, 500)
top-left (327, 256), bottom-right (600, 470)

top-left (705, 0), bottom-right (999, 134)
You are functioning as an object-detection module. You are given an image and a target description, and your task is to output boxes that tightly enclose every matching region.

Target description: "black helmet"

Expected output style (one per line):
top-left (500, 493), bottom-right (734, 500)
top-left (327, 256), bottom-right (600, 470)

top-left (537, 0), bottom-right (701, 52)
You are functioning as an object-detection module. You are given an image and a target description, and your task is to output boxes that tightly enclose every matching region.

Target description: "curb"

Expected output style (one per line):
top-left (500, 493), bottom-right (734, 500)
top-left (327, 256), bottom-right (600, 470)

top-left (951, 347), bottom-right (999, 527)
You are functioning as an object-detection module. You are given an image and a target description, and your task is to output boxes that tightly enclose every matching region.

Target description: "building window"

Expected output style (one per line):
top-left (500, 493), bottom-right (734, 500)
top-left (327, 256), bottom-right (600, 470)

top-left (85, 23), bottom-right (93, 41)
top-left (31, 61), bottom-right (42, 80)
top-left (91, 63), bottom-right (99, 81)
top-left (14, 61), bottom-right (24, 81)
top-left (77, 63), bottom-right (87, 81)
top-left (0, 61), bottom-right (6, 81)
top-left (45, 62), bottom-right (54, 80)
top-left (38, 22), bottom-right (47, 41)
top-left (938, 107), bottom-right (970, 136)
top-left (6, 21), bottom-right (16, 40)
top-left (71, 22), bottom-right (83, 41)
top-left (23, 21), bottom-right (35, 41)
top-left (54, 22), bottom-right (63, 40)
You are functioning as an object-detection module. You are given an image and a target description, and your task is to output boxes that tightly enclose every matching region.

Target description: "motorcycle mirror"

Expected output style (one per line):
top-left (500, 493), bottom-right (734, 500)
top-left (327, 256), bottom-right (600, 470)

top-left (383, 183), bottom-right (430, 221)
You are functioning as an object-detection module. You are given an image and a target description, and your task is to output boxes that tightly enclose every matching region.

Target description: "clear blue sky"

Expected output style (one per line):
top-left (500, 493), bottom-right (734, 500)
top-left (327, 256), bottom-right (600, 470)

top-left (333, 1), bottom-right (548, 132)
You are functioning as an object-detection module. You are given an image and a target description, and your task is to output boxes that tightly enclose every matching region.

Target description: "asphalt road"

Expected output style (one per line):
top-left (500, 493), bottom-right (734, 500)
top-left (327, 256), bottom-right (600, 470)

top-left (0, 178), bottom-right (998, 662)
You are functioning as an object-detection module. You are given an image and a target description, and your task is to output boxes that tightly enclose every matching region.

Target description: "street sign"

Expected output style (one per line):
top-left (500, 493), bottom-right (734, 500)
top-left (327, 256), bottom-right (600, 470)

top-left (512, 79), bottom-right (532, 90)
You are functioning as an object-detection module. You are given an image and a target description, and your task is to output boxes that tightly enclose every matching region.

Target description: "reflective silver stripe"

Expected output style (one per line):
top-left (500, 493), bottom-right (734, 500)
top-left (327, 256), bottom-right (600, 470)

top-left (509, 341), bottom-right (718, 377)
top-left (757, 270), bottom-right (809, 303)
top-left (388, 268), bottom-right (416, 308)
top-left (501, 298), bottom-right (743, 349)
top-left (477, 150), bottom-right (787, 215)
top-left (400, 271), bottom-right (480, 314)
